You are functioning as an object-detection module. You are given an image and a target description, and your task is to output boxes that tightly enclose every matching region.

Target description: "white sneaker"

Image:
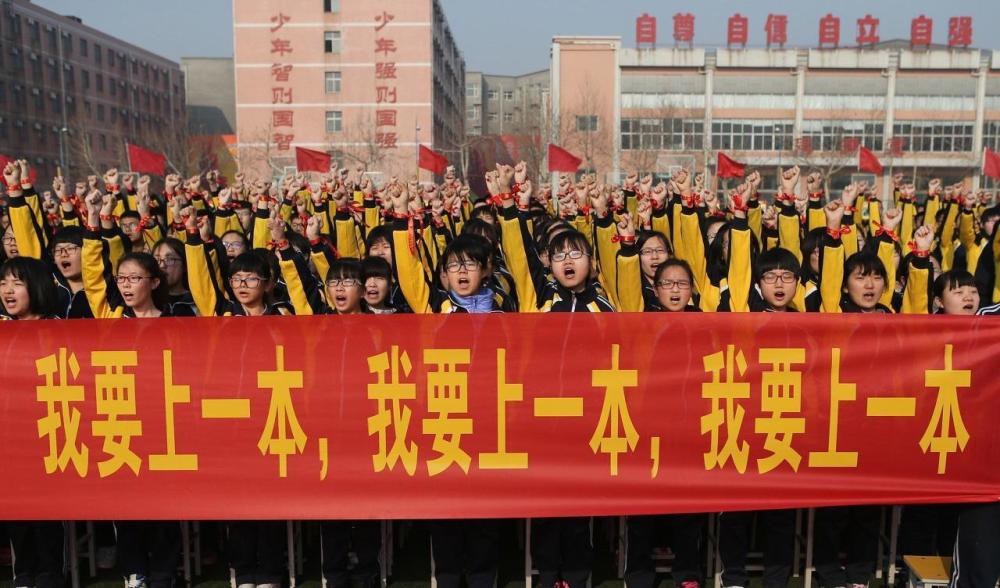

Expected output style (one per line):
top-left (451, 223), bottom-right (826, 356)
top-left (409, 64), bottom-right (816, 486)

top-left (237, 584), bottom-right (255, 588)
top-left (125, 574), bottom-right (147, 588)
top-left (256, 584), bottom-right (281, 588)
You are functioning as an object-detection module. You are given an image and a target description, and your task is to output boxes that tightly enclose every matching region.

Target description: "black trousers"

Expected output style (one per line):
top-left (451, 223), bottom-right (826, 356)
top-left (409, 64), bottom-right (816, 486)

top-left (320, 521), bottom-right (381, 588)
top-left (227, 521), bottom-right (286, 586)
top-left (115, 521), bottom-right (181, 588)
top-left (625, 514), bottom-right (703, 588)
top-left (429, 520), bottom-right (498, 588)
top-left (8, 521), bottom-right (65, 588)
top-left (812, 506), bottom-right (880, 588)
top-left (719, 509), bottom-right (795, 588)
top-left (530, 517), bottom-right (592, 588)
top-left (950, 502), bottom-right (1000, 588)
top-left (899, 504), bottom-right (960, 557)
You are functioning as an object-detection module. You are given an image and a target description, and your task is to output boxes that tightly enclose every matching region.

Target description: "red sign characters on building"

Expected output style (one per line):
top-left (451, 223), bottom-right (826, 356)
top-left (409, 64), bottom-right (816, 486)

top-left (636, 13), bottom-right (657, 47)
top-left (948, 17), bottom-right (973, 48)
top-left (857, 14), bottom-right (880, 46)
top-left (673, 13), bottom-right (695, 47)
top-left (765, 14), bottom-right (788, 49)
top-left (727, 14), bottom-right (748, 48)
top-left (818, 14), bottom-right (841, 48)
top-left (910, 15), bottom-right (933, 48)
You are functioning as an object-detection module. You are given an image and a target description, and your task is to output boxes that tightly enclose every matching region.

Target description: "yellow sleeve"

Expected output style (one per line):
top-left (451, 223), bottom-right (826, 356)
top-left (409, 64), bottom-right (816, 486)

top-left (875, 237), bottom-right (897, 310)
top-left (185, 234), bottom-right (221, 317)
top-left (141, 221), bottom-right (164, 251)
top-left (571, 214), bottom-right (594, 252)
top-left (310, 243), bottom-right (334, 285)
top-left (498, 207), bottom-right (541, 313)
top-left (678, 208), bottom-right (710, 302)
top-left (900, 200), bottom-right (917, 246)
top-left (614, 244), bottom-right (643, 312)
top-left (390, 220), bottom-right (433, 314)
top-left (592, 214), bottom-right (621, 309)
top-left (726, 217), bottom-right (752, 313)
top-left (364, 199), bottom-right (382, 234)
top-left (901, 255), bottom-right (931, 314)
top-left (670, 199), bottom-right (684, 263)
top-left (251, 209), bottom-right (271, 250)
top-left (334, 213), bottom-right (362, 258)
top-left (924, 196), bottom-right (941, 233)
top-left (81, 231), bottom-right (121, 319)
top-left (8, 195), bottom-right (44, 259)
top-left (867, 198), bottom-right (881, 230)
top-left (747, 203), bottom-right (763, 245)
top-left (958, 210), bottom-right (977, 261)
top-left (939, 203), bottom-right (960, 272)
top-left (651, 208), bottom-right (671, 249)
top-left (777, 204), bottom-right (803, 264)
top-left (276, 249), bottom-right (319, 316)
top-left (807, 200), bottom-right (826, 232)
top-left (819, 236), bottom-right (845, 314)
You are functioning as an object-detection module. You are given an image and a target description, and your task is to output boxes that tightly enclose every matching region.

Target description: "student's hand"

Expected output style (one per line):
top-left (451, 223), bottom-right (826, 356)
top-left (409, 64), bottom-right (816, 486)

top-left (806, 171), bottom-right (823, 193)
top-left (778, 165), bottom-right (800, 195)
top-left (590, 186), bottom-right (609, 217)
top-left (3, 161), bottom-right (20, 188)
top-left (444, 165), bottom-right (456, 183)
top-left (268, 216), bottom-right (286, 245)
top-left (84, 189), bottom-right (102, 226)
top-left (881, 207), bottom-right (903, 233)
top-left (636, 197), bottom-right (653, 229)
top-left (611, 187), bottom-right (625, 211)
top-left (186, 175), bottom-right (203, 195)
top-left (518, 180), bottom-right (533, 209)
top-left (360, 175), bottom-right (374, 197)
top-left (650, 181), bottom-right (668, 209)
top-left (17, 160), bottom-right (30, 188)
top-left (103, 168), bottom-right (119, 189)
top-left (122, 173), bottom-right (135, 193)
top-left (841, 182), bottom-right (859, 208)
top-left (496, 164), bottom-right (514, 192)
top-left (51, 175), bottom-right (66, 200)
top-left (616, 212), bottom-right (635, 240)
top-left (693, 172), bottom-right (705, 192)
top-left (762, 204), bottom-right (777, 230)
top-left (180, 206), bottom-right (197, 233)
top-left (673, 168), bottom-right (692, 197)
top-left (623, 172), bottom-right (638, 192)
top-left (217, 187), bottom-right (233, 210)
top-left (514, 161), bottom-right (528, 185)
top-left (824, 200), bottom-right (845, 231)
top-left (389, 185), bottom-right (409, 216)
top-left (704, 190), bottom-right (719, 213)
top-left (913, 225), bottom-right (934, 252)
top-left (136, 188), bottom-right (151, 219)
top-left (165, 174), bottom-right (180, 193)
top-left (747, 170), bottom-right (761, 194)
top-left (928, 178), bottom-right (942, 198)
top-left (306, 215), bottom-right (323, 241)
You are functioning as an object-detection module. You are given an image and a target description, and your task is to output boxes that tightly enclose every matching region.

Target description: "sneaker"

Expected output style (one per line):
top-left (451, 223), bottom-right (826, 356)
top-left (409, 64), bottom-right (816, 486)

top-left (125, 574), bottom-right (148, 588)
top-left (681, 582), bottom-right (700, 588)
top-left (237, 584), bottom-right (254, 588)
top-left (849, 584), bottom-right (867, 588)
top-left (256, 584), bottom-right (281, 588)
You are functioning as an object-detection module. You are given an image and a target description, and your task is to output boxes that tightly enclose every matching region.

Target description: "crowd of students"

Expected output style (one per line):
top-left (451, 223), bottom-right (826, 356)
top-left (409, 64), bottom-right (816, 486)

top-left (2, 155), bottom-right (999, 588)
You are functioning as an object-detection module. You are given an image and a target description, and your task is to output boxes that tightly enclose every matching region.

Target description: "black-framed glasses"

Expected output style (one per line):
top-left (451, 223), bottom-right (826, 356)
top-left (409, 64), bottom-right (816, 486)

top-left (115, 275), bottom-right (151, 285)
top-left (230, 276), bottom-right (262, 288)
top-left (551, 250), bottom-right (587, 262)
top-left (327, 278), bottom-right (361, 288)
top-left (53, 245), bottom-right (80, 257)
top-left (761, 272), bottom-right (797, 284)
top-left (445, 260), bottom-right (481, 273)
top-left (655, 279), bottom-right (691, 290)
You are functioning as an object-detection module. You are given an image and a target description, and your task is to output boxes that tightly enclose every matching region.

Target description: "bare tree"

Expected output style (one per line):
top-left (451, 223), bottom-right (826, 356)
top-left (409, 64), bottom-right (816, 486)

top-left (554, 76), bottom-right (614, 177)
top-left (793, 113), bottom-right (885, 192)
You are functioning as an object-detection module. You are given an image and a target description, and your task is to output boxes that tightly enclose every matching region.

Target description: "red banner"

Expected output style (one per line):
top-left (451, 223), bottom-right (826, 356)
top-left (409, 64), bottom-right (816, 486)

top-left (2, 314), bottom-right (999, 520)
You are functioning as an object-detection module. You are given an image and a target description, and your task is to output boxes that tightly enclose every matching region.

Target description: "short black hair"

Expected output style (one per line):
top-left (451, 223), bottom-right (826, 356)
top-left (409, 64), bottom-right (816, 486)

top-left (933, 269), bottom-right (978, 300)
top-left (547, 229), bottom-right (592, 258)
top-left (120, 211), bottom-right (140, 222)
top-left (326, 257), bottom-right (362, 283)
top-left (50, 225), bottom-right (84, 249)
top-left (461, 218), bottom-right (498, 246)
top-left (800, 227), bottom-right (825, 280)
top-left (1, 257), bottom-right (58, 316)
top-left (361, 256), bottom-right (392, 283)
top-left (843, 251), bottom-right (887, 288)
top-left (470, 206), bottom-right (498, 224)
top-left (442, 233), bottom-right (493, 269)
top-left (365, 225), bottom-right (392, 254)
top-left (636, 230), bottom-right (672, 255)
top-left (653, 258), bottom-right (694, 285)
top-left (755, 247), bottom-right (801, 283)
top-left (229, 250), bottom-right (273, 282)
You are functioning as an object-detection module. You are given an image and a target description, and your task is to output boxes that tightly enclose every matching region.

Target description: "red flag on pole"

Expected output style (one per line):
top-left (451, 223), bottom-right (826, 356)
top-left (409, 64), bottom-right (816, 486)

top-left (418, 145), bottom-right (449, 175)
top-left (126, 143), bottom-right (167, 176)
top-left (983, 148), bottom-right (1000, 180)
top-left (858, 146), bottom-right (883, 174)
top-left (716, 152), bottom-right (746, 178)
top-left (547, 143), bottom-right (582, 173)
top-left (295, 147), bottom-right (332, 173)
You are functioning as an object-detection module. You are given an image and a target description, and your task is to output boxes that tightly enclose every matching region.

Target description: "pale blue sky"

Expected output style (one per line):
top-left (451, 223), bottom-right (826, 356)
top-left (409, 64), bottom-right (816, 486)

top-left (34, 0), bottom-right (1000, 75)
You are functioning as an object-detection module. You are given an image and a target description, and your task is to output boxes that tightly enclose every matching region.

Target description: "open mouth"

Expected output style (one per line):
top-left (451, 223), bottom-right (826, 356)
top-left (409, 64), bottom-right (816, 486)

top-left (963, 303), bottom-right (975, 311)
top-left (669, 295), bottom-right (682, 304)
top-left (773, 291), bottom-right (786, 301)
top-left (59, 260), bottom-right (71, 270)
top-left (457, 277), bottom-right (470, 288)
top-left (2, 297), bottom-right (17, 308)
top-left (563, 267), bottom-right (576, 279)
top-left (122, 292), bottom-right (134, 302)
top-left (365, 288), bottom-right (379, 297)
top-left (862, 292), bottom-right (876, 303)
top-left (334, 294), bottom-right (348, 305)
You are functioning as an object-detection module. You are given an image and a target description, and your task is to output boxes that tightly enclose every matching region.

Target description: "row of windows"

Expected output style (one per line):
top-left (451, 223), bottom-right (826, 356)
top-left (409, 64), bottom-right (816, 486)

top-left (620, 118), bottom-right (982, 153)
top-left (621, 93), bottom-right (992, 112)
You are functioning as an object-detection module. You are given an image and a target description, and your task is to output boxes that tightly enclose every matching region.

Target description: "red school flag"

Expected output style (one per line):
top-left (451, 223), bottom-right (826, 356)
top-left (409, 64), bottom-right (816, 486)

top-left (418, 145), bottom-right (449, 175)
top-left (716, 152), bottom-right (746, 178)
top-left (858, 146), bottom-right (883, 175)
top-left (126, 143), bottom-right (167, 176)
top-left (295, 147), bottom-right (332, 173)
top-left (547, 143), bottom-right (582, 173)
top-left (983, 148), bottom-right (1000, 181)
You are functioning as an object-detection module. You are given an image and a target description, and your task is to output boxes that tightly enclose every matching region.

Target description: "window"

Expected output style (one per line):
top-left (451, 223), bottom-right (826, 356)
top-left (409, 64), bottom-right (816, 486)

top-left (323, 0), bottom-right (340, 12)
top-left (711, 119), bottom-right (794, 151)
top-left (487, 89), bottom-right (498, 101)
top-left (99, 134), bottom-right (107, 151)
top-left (488, 112), bottom-right (498, 122)
top-left (82, 70), bottom-right (90, 89)
top-left (892, 121), bottom-right (973, 153)
top-left (503, 112), bottom-right (513, 123)
top-left (79, 38), bottom-right (88, 57)
top-left (324, 31), bottom-right (341, 53)
top-left (325, 71), bottom-right (341, 93)
top-left (110, 78), bottom-right (116, 96)
top-left (97, 104), bottom-right (105, 121)
top-left (984, 121), bottom-right (1000, 152)
top-left (325, 110), bottom-right (342, 133)
top-left (801, 121), bottom-right (884, 153)
top-left (503, 90), bottom-right (513, 100)
top-left (96, 73), bottom-right (103, 92)
top-left (94, 44), bottom-right (101, 64)
top-left (107, 48), bottom-right (114, 67)
top-left (465, 84), bottom-right (479, 98)
top-left (576, 115), bottom-right (598, 132)
top-left (466, 105), bottom-right (480, 120)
